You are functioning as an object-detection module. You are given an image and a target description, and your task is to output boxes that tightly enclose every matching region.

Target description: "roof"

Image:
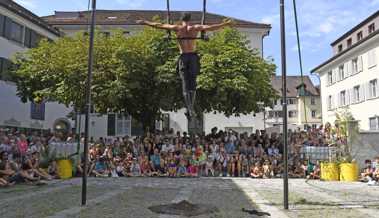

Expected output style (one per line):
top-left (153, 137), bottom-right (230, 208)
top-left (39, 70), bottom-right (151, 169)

top-left (331, 10), bottom-right (379, 46)
top-left (0, 0), bottom-right (60, 36)
top-left (311, 29), bottom-right (379, 73)
top-left (271, 76), bottom-right (320, 97)
top-left (42, 10), bottom-right (271, 29)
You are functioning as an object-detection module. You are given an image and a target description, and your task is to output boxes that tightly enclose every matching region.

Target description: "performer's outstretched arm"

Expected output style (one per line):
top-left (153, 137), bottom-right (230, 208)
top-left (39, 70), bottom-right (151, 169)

top-left (136, 20), bottom-right (179, 31)
top-left (194, 18), bottom-right (234, 32)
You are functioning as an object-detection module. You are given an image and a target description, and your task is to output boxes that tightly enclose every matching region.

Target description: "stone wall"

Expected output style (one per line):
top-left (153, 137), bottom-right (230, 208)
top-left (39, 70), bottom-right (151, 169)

top-left (352, 130), bottom-right (379, 169)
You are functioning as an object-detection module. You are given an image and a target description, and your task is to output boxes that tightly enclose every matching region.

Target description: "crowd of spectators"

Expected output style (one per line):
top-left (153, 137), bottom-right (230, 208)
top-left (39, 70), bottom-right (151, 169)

top-left (0, 122), bottom-right (371, 188)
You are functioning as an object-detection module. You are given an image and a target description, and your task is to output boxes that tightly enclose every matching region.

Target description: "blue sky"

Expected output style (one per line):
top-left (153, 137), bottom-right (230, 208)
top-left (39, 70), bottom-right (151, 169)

top-left (15, 0), bottom-right (379, 84)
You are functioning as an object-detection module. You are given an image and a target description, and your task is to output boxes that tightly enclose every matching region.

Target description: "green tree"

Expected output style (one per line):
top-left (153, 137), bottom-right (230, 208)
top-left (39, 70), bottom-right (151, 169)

top-left (13, 27), bottom-right (276, 133)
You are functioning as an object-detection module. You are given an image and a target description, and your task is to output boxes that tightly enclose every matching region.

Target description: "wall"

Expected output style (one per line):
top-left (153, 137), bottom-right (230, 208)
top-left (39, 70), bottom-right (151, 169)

top-left (332, 16), bottom-right (379, 55)
top-left (0, 80), bottom-right (73, 130)
top-left (352, 131), bottom-right (379, 169)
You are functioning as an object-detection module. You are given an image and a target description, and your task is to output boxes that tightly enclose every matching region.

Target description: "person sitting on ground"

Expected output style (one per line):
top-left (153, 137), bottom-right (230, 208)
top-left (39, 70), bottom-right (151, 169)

top-left (0, 151), bottom-right (16, 187)
top-left (250, 162), bottom-right (263, 178)
top-left (25, 150), bottom-right (52, 180)
top-left (262, 160), bottom-right (272, 179)
top-left (177, 159), bottom-right (188, 177)
top-left (360, 159), bottom-right (374, 182)
top-left (205, 155), bottom-right (214, 177)
top-left (92, 155), bottom-right (109, 177)
top-left (47, 160), bottom-right (59, 179)
top-left (167, 159), bottom-right (177, 177)
top-left (150, 148), bottom-right (163, 176)
top-left (129, 158), bottom-right (142, 177)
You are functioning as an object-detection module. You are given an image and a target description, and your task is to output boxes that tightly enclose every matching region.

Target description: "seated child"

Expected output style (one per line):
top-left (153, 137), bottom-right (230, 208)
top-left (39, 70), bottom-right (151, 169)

top-left (250, 162), bottom-right (263, 178)
top-left (167, 159), bottom-right (177, 177)
top-left (177, 159), bottom-right (187, 177)
top-left (130, 158), bottom-right (141, 177)
top-left (205, 156), bottom-right (214, 177)
top-left (262, 160), bottom-right (272, 178)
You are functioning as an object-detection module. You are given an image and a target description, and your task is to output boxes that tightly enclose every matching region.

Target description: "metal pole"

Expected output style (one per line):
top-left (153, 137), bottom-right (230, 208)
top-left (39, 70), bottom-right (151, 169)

top-left (201, 0), bottom-right (206, 39)
top-left (82, 0), bottom-right (96, 206)
top-left (280, 0), bottom-right (289, 210)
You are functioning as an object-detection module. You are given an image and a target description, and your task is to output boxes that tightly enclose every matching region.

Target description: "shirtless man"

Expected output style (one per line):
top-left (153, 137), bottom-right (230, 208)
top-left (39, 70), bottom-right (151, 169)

top-left (137, 13), bottom-right (233, 118)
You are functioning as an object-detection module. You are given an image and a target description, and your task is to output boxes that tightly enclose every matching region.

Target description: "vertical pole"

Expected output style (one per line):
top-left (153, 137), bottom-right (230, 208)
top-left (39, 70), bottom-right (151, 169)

top-left (201, 0), bottom-right (206, 39)
top-left (280, 0), bottom-right (289, 210)
top-left (166, 0), bottom-right (172, 38)
top-left (82, 0), bottom-right (96, 206)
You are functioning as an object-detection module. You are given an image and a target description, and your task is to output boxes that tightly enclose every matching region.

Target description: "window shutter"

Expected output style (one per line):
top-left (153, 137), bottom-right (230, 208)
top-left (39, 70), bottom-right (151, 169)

top-left (346, 61), bottom-right (352, 77)
top-left (360, 84), bottom-right (365, 102)
top-left (358, 56), bottom-right (363, 72)
top-left (0, 15), bottom-right (4, 36)
top-left (365, 82), bottom-right (371, 99)
top-left (332, 68), bottom-right (337, 83)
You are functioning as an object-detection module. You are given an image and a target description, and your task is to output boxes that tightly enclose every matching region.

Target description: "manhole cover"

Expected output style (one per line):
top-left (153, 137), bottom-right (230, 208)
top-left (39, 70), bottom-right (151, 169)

top-left (148, 200), bottom-right (218, 217)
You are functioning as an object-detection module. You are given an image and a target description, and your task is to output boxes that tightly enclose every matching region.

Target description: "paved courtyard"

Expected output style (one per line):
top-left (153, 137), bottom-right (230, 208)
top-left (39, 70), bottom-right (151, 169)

top-left (0, 178), bottom-right (378, 218)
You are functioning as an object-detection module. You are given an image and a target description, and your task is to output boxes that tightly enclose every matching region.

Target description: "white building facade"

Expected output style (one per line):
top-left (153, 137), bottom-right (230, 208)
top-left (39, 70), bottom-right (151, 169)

top-left (0, 0), bottom-right (73, 133)
top-left (312, 10), bottom-right (379, 131)
top-left (44, 10), bottom-right (271, 136)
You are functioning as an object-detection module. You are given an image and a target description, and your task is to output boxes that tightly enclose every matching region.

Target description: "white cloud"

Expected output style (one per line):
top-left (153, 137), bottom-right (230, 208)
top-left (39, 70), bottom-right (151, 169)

top-left (260, 14), bottom-right (280, 25)
top-left (14, 0), bottom-right (37, 9)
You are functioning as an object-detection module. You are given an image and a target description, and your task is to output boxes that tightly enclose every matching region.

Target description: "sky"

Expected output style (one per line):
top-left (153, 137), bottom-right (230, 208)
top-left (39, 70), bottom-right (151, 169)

top-left (14, 0), bottom-right (379, 84)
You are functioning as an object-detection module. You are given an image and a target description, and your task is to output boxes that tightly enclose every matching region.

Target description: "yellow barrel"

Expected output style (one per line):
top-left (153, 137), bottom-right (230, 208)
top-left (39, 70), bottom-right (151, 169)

top-left (321, 162), bottom-right (339, 181)
top-left (339, 163), bottom-right (358, 181)
top-left (57, 159), bottom-right (73, 179)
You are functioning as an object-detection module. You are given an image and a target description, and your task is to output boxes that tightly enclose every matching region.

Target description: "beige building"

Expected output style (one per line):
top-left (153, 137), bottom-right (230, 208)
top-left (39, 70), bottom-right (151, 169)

top-left (266, 76), bottom-right (322, 130)
top-left (312, 10), bottom-right (379, 131)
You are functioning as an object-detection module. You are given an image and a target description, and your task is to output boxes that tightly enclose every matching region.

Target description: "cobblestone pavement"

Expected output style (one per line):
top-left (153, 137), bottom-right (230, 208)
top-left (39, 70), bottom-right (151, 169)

top-left (0, 178), bottom-right (378, 218)
top-left (0, 177), bottom-right (264, 218)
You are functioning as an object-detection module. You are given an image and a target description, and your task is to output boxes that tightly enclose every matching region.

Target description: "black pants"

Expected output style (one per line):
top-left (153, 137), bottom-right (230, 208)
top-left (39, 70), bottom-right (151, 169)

top-left (177, 53), bottom-right (200, 92)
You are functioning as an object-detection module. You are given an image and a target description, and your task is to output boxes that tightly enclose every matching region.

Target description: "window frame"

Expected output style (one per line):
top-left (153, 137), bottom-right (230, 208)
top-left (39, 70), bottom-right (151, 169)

top-left (357, 31), bottom-right (363, 41)
top-left (311, 110), bottom-right (316, 118)
top-left (369, 23), bottom-right (376, 34)
top-left (347, 38), bottom-right (352, 48)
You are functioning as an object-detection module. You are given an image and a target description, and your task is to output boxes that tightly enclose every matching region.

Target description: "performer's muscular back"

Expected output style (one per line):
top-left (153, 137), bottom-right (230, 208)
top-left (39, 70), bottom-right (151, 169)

top-left (175, 25), bottom-right (199, 54)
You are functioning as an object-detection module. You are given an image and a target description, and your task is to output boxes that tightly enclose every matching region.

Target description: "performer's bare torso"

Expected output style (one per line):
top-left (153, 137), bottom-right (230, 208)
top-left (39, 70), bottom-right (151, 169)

top-left (175, 24), bottom-right (199, 54)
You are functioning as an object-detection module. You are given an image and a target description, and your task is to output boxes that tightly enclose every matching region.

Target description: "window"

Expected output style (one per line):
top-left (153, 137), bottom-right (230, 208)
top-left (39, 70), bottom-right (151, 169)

top-left (0, 15), bottom-right (4, 36)
top-left (328, 95), bottom-right (333, 110)
top-left (107, 114), bottom-right (116, 136)
top-left (347, 38), bottom-right (352, 48)
top-left (107, 114), bottom-right (131, 136)
top-left (340, 90), bottom-right (346, 106)
top-left (0, 57), bottom-right (14, 81)
top-left (338, 65), bottom-right (345, 81)
top-left (369, 117), bottom-right (379, 130)
top-left (338, 44), bottom-right (343, 53)
top-left (369, 79), bottom-right (378, 98)
top-left (162, 113), bottom-right (170, 131)
top-left (328, 71), bottom-right (333, 85)
top-left (311, 97), bottom-right (316, 105)
top-left (312, 124), bottom-right (318, 129)
top-left (353, 85), bottom-right (360, 103)
top-left (352, 58), bottom-right (358, 74)
top-left (369, 23), bottom-right (376, 34)
top-left (368, 49), bottom-right (377, 68)
top-left (288, 98), bottom-right (296, 105)
top-left (357, 31), bottom-right (363, 41)
top-left (311, 110), bottom-right (316, 118)
top-left (4, 17), bottom-right (24, 44)
top-left (30, 101), bottom-right (45, 120)
top-left (116, 114), bottom-right (131, 136)
top-left (289, 111), bottom-right (297, 118)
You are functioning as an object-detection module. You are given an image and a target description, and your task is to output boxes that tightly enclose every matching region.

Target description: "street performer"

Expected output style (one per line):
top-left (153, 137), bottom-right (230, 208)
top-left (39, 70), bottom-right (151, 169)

top-left (137, 13), bottom-right (233, 118)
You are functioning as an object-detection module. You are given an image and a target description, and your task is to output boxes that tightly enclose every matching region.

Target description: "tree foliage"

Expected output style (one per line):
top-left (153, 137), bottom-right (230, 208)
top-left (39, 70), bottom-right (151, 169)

top-left (13, 27), bottom-right (277, 131)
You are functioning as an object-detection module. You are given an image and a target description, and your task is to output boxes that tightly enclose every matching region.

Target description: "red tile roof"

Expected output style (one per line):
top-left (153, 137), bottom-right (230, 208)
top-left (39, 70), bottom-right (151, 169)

top-left (42, 10), bottom-right (271, 29)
